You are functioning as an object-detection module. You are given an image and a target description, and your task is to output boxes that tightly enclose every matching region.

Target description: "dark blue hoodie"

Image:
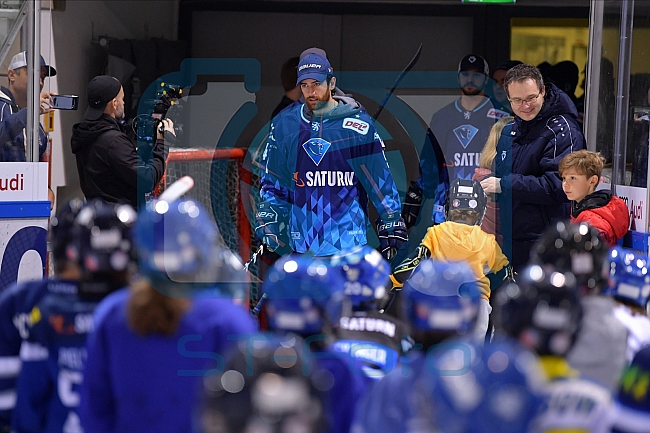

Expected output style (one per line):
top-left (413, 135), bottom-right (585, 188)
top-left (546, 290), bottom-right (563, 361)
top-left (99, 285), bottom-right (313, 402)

top-left (493, 83), bottom-right (585, 268)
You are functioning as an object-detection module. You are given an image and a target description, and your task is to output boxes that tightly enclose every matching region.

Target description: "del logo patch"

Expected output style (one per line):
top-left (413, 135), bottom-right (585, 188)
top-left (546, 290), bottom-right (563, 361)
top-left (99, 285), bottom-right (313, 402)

top-left (342, 118), bottom-right (369, 135)
top-left (302, 138), bottom-right (332, 166)
top-left (453, 125), bottom-right (478, 149)
top-left (487, 108), bottom-right (509, 119)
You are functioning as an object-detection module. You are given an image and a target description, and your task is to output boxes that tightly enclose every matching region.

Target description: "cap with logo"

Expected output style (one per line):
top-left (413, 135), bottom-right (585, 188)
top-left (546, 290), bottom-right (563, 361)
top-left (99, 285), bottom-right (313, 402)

top-left (296, 53), bottom-right (333, 85)
top-left (458, 54), bottom-right (489, 76)
top-left (8, 51), bottom-right (56, 77)
top-left (84, 75), bottom-right (122, 121)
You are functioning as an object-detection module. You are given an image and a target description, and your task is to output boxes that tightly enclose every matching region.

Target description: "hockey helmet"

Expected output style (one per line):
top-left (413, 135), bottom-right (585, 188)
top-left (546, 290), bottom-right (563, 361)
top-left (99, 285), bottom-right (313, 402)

top-left (50, 197), bottom-right (85, 273)
top-left (530, 221), bottom-right (609, 294)
top-left (328, 245), bottom-right (391, 311)
top-left (401, 259), bottom-right (481, 335)
top-left (445, 178), bottom-right (488, 226)
top-left (607, 246), bottom-right (650, 310)
top-left (493, 264), bottom-right (583, 357)
top-left (136, 199), bottom-right (248, 298)
top-left (263, 254), bottom-right (345, 336)
top-left (66, 199), bottom-right (137, 299)
top-left (199, 336), bottom-right (325, 433)
top-left (615, 346), bottom-right (650, 422)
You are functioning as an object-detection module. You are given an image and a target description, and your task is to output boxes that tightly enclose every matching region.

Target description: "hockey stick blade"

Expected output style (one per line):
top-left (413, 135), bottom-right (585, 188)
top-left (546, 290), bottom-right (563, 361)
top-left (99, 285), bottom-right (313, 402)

top-left (373, 43), bottom-right (423, 121)
top-left (158, 175), bottom-right (194, 202)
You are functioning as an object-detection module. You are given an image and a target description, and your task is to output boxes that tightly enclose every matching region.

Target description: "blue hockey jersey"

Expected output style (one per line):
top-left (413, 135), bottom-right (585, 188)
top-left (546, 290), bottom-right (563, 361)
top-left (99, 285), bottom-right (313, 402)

top-left (12, 282), bottom-right (98, 433)
top-left (260, 101), bottom-right (402, 256)
top-left (78, 288), bottom-right (257, 433)
top-left (0, 278), bottom-right (77, 431)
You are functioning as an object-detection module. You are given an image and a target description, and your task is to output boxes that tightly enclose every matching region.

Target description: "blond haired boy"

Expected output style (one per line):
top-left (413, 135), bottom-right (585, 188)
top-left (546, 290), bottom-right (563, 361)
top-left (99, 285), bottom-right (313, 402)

top-left (559, 149), bottom-right (629, 246)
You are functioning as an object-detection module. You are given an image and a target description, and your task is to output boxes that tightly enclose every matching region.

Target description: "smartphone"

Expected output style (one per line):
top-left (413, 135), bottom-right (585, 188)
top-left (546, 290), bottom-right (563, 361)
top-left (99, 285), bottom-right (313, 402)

top-left (51, 95), bottom-right (79, 110)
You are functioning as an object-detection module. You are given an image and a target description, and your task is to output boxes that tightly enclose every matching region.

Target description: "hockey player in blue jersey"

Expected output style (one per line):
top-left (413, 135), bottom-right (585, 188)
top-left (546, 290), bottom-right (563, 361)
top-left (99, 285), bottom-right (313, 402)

top-left (352, 259), bottom-right (484, 433)
top-left (402, 54), bottom-right (509, 228)
top-left (257, 52), bottom-right (406, 260)
top-left (263, 253), bottom-right (373, 433)
top-left (79, 198), bottom-right (257, 433)
top-left (11, 199), bottom-right (137, 433)
top-left (327, 246), bottom-right (409, 380)
top-left (610, 346), bottom-right (650, 432)
top-left (0, 198), bottom-right (84, 432)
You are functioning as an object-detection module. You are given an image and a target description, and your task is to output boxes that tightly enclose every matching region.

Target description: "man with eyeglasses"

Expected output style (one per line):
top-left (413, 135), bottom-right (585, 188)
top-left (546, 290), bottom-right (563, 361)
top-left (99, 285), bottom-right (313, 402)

top-left (480, 63), bottom-right (585, 272)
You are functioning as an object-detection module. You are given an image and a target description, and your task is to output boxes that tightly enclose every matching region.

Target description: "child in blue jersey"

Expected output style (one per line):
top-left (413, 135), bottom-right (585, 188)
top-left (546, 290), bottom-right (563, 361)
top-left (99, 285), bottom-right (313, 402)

top-left (11, 199), bottom-right (137, 433)
top-left (0, 198), bottom-right (84, 431)
top-left (79, 199), bottom-right (257, 433)
top-left (256, 51), bottom-right (406, 260)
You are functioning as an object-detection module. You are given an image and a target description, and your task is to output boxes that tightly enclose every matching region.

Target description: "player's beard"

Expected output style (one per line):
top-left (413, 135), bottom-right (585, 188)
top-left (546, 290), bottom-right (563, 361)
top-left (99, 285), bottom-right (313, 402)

top-left (306, 92), bottom-right (332, 111)
top-left (461, 86), bottom-right (483, 96)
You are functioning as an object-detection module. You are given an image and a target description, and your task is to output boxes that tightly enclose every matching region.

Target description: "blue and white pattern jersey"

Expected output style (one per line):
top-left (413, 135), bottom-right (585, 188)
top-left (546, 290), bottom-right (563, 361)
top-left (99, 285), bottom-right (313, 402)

top-left (260, 103), bottom-right (402, 256)
top-left (418, 97), bottom-right (508, 223)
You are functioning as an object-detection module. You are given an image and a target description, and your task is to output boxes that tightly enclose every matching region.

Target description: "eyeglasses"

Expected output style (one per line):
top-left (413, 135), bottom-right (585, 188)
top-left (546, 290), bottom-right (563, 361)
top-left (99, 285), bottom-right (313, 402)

top-left (509, 92), bottom-right (541, 107)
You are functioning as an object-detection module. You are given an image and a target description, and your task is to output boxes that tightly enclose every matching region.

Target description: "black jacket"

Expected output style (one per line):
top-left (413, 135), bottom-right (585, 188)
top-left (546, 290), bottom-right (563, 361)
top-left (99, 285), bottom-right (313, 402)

top-left (71, 114), bottom-right (165, 208)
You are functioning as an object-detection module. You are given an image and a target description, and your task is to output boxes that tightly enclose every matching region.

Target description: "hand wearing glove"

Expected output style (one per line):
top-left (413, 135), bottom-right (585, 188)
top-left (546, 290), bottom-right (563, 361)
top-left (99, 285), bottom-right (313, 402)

top-left (376, 217), bottom-right (408, 261)
top-left (401, 181), bottom-right (423, 229)
top-left (480, 176), bottom-right (502, 194)
top-left (254, 203), bottom-right (288, 252)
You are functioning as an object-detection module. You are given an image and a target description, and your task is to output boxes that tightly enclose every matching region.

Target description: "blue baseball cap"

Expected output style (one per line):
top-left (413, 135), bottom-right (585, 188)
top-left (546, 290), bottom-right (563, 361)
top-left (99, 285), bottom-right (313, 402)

top-left (8, 51), bottom-right (56, 77)
top-left (296, 53), bottom-right (333, 85)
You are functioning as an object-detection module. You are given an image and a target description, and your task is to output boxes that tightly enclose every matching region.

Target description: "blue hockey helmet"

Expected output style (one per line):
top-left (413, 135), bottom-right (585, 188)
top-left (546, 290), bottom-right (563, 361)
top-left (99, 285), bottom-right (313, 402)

top-left (198, 336), bottom-right (326, 433)
top-left (401, 259), bottom-right (481, 335)
top-left (50, 197), bottom-right (85, 273)
top-left (445, 178), bottom-right (488, 226)
top-left (607, 246), bottom-right (650, 310)
top-left (136, 199), bottom-right (248, 298)
top-left (530, 221), bottom-right (609, 294)
top-left (263, 254), bottom-right (345, 335)
top-left (328, 245), bottom-right (391, 311)
top-left (493, 264), bottom-right (583, 357)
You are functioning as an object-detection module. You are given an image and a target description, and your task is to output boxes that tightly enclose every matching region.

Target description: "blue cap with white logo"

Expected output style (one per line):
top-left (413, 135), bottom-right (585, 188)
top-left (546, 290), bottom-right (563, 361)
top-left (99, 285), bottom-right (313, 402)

top-left (296, 53), bottom-right (333, 85)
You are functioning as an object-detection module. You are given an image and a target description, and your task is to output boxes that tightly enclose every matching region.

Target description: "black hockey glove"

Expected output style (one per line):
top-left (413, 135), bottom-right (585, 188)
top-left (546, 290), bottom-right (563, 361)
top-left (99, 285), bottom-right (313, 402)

top-left (254, 203), bottom-right (288, 252)
top-left (376, 217), bottom-right (408, 261)
top-left (401, 181), bottom-right (423, 230)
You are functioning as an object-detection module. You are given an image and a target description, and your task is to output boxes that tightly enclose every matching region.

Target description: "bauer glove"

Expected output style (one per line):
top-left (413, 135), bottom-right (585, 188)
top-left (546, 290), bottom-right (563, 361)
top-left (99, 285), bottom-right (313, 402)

top-left (376, 217), bottom-right (408, 261)
top-left (254, 203), bottom-right (289, 252)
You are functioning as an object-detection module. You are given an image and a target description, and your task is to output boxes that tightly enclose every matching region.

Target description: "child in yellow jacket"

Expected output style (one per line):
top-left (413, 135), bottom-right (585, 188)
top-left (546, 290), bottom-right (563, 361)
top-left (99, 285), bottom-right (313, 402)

top-left (387, 178), bottom-right (511, 342)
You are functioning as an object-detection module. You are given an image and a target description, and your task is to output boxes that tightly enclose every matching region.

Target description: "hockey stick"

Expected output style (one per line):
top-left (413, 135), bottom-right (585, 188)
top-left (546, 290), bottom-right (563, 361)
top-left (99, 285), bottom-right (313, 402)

top-left (372, 43), bottom-right (423, 121)
top-left (158, 175), bottom-right (194, 202)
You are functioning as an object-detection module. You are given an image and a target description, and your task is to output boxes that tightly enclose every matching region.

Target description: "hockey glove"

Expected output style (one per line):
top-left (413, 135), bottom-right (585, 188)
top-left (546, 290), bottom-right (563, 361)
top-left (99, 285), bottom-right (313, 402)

top-left (401, 181), bottom-right (423, 229)
top-left (376, 217), bottom-right (408, 261)
top-left (254, 203), bottom-right (288, 252)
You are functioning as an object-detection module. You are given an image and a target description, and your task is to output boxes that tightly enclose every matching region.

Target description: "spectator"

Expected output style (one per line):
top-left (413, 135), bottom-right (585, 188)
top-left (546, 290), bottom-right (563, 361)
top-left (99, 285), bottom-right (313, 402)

top-left (271, 56), bottom-right (301, 119)
top-left (472, 115), bottom-right (514, 246)
top-left (401, 54), bottom-right (509, 229)
top-left (547, 60), bottom-right (580, 107)
top-left (71, 75), bottom-right (173, 209)
top-left (257, 52), bottom-right (405, 260)
top-left (559, 149), bottom-right (629, 246)
top-left (480, 64), bottom-right (585, 271)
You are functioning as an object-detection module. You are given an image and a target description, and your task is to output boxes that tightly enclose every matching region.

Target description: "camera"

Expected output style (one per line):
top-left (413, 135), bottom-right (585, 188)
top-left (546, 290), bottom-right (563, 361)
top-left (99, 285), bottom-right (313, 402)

top-left (51, 95), bottom-right (78, 110)
top-left (133, 82), bottom-right (184, 144)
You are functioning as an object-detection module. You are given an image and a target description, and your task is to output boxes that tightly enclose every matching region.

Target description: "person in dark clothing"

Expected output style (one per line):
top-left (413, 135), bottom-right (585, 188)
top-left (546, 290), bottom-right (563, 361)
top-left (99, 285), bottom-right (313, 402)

top-left (271, 56), bottom-right (301, 119)
top-left (71, 75), bottom-right (172, 209)
top-left (480, 64), bottom-right (586, 272)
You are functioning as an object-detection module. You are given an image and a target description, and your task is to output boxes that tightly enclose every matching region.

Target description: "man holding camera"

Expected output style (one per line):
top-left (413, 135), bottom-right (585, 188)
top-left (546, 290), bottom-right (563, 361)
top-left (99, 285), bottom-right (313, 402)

top-left (71, 75), bottom-right (173, 209)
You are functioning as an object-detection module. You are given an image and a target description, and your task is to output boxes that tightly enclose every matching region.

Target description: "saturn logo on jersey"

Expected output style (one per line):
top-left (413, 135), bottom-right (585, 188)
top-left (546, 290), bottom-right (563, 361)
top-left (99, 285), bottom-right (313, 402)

top-left (343, 118), bottom-right (369, 135)
top-left (453, 125), bottom-right (479, 149)
top-left (302, 138), bottom-right (331, 166)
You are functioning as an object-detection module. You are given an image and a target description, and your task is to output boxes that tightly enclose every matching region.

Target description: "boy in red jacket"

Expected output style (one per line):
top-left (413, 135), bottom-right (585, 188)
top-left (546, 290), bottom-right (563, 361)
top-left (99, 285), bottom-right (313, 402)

top-left (559, 149), bottom-right (629, 246)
